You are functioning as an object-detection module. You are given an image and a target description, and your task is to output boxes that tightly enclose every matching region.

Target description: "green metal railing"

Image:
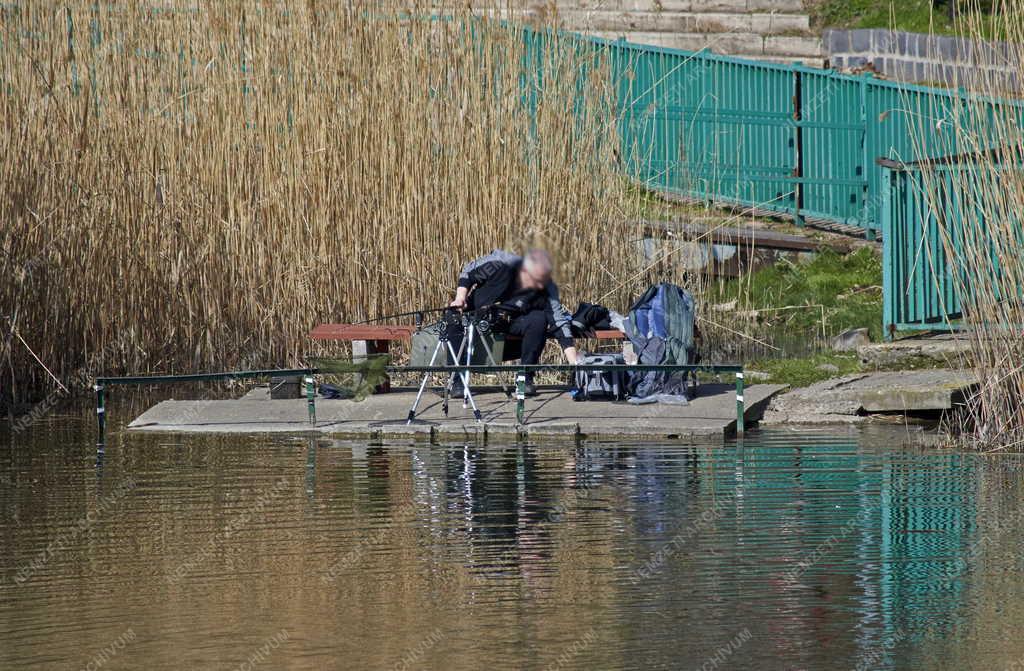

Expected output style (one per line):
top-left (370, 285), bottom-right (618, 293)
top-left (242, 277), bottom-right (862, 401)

top-left (94, 363), bottom-right (746, 440)
top-left (879, 150), bottom-right (1023, 336)
top-left (94, 368), bottom-right (318, 439)
top-left (520, 28), bottom-right (1024, 238)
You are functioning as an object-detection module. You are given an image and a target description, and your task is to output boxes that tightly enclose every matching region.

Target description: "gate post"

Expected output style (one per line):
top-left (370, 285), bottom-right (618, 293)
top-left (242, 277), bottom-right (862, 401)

top-left (735, 371), bottom-right (745, 436)
top-left (792, 65), bottom-right (805, 227)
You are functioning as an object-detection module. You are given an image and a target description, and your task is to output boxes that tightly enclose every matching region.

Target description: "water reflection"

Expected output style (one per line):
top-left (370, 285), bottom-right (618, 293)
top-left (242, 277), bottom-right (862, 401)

top-left (1, 421), bottom-right (1019, 670)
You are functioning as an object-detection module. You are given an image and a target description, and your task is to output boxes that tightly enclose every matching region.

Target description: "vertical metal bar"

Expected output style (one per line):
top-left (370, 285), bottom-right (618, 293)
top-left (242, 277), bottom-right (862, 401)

top-left (94, 384), bottom-right (106, 442)
top-left (464, 322), bottom-right (474, 407)
top-left (860, 73), bottom-right (875, 239)
top-left (305, 375), bottom-right (316, 425)
top-left (515, 371), bottom-right (526, 425)
top-left (735, 372), bottom-right (745, 436)
top-left (881, 166), bottom-right (896, 340)
top-left (792, 65), bottom-right (805, 227)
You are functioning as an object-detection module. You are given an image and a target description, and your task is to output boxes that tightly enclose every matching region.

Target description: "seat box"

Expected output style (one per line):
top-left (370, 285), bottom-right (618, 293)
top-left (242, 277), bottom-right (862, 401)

top-left (410, 328), bottom-right (506, 367)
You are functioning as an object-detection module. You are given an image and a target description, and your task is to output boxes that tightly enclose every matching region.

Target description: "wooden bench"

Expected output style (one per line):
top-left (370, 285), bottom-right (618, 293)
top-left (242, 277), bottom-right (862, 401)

top-left (309, 323), bottom-right (627, 392)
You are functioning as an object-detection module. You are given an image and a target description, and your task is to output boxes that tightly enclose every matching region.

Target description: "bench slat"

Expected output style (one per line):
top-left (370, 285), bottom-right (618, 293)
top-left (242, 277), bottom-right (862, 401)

top-left (309, 324), bottom-right (417, 341)
top-left (592, 329), bottom-right (627, 340)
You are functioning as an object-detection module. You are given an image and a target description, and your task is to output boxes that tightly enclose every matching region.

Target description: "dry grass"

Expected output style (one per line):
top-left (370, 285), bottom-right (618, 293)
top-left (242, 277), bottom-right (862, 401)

top-left (905, 0), bottom-right (1024, 449)
top-left (0, 2), bottom-right (688, 405)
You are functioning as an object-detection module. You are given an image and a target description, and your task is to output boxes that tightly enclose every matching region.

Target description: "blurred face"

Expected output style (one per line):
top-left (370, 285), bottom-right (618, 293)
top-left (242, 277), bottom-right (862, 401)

top-left (519, 259), bottom-right (550, 291)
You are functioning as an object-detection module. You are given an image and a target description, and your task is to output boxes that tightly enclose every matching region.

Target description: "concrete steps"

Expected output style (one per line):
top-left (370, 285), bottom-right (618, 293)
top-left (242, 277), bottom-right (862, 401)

top-left (589, 31), bottom-right (823, 65)
top-left (763, 369), bottom-right (977, 425)
top-left (474, 0), bottom-right (807, 11)
top-left (470, 0), bottom-right (824, 66)
top-left (533, 10), bottom-right (810, 35)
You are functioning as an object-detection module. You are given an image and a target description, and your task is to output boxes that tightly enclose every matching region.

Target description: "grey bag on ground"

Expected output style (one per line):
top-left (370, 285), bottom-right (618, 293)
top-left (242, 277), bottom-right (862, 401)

top-left (574, 353), bottom-right (626, 400)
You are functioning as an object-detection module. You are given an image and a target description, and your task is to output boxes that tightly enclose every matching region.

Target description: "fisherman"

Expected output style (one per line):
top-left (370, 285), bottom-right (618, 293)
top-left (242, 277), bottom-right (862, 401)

top-left (449, 248), bottom-right (580, 396)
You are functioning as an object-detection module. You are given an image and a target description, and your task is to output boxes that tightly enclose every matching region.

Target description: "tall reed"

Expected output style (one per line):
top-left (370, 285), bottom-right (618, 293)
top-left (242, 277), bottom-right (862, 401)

top-left (0, 2), bottom-right (664, 405)
top-left (905, 0), bottom-right (1024, 448)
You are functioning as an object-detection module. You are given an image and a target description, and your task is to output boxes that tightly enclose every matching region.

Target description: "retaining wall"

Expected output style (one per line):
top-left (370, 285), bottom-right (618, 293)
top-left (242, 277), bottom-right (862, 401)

top-left (825, 28), bottom-right (1020, 92)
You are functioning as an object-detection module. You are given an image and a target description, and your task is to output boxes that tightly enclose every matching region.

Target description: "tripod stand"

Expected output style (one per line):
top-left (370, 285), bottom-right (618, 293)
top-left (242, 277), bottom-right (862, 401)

top-left (406, 312), bottom-right (510, 424)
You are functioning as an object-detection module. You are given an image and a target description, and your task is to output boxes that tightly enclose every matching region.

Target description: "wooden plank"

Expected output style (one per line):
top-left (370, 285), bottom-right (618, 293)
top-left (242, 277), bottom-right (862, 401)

top-left (592, 329), bottom-right (626, 339)
top-left (638, 218), bottom-right (852, 253)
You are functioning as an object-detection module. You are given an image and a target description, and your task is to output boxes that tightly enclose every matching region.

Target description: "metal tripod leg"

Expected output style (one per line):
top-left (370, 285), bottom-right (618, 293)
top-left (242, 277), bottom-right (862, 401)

top-left (406, 339), bottom-right (445, 424)
top-left (446, 340), bottom-right (482, 422)
top-left (442, 334), bottom-right (469, 417)
top-left (463, 323), bottom-right (475, 408)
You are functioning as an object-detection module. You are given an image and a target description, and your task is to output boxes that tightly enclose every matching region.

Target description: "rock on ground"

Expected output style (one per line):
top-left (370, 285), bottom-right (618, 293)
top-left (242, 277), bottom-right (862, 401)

top-left (831, 327), bottom-right (871, 352)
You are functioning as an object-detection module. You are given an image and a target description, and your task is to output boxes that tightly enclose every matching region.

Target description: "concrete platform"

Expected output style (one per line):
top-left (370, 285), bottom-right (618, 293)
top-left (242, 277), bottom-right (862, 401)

top-left (763, 369), bottom-right (976, 425)
top-left (126, 383), bottom-right (787, 443)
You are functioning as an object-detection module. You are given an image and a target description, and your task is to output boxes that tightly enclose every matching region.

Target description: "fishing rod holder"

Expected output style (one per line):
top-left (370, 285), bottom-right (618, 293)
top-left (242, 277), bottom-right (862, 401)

top-left (406, 309), bottom-right (512, 424)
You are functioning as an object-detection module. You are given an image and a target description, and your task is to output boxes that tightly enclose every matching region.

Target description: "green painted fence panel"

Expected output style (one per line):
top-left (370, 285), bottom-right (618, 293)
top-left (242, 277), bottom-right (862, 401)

top-left (604, 41), bottom-right (798, 217)
top-left (519, 27), bottom-right (1023, 240)
top-left (797, 69), bottom-right (869, 228)
top-left (881, 157), bottom-right (1024, 334)
top-left (881, 165), bottom-right (961, 333)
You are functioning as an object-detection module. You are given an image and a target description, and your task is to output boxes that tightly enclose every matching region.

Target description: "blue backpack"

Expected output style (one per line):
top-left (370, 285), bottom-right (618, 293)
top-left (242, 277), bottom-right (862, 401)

top-left (624, 283), bottom-right (699, 399)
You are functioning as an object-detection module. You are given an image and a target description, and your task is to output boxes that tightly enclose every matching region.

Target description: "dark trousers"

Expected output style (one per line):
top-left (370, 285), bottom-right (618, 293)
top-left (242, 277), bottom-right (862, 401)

top-left (446, 309), bottom-right (549, 382)
top-left (507, 310), bottom-right (548, 379)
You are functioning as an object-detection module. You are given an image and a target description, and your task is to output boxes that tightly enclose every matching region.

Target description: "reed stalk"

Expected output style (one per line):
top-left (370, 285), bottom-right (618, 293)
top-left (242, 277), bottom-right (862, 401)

top-left (905, 0), bottom-right (1024, 448)
top-left (0, 1), bottom-right (670, 404)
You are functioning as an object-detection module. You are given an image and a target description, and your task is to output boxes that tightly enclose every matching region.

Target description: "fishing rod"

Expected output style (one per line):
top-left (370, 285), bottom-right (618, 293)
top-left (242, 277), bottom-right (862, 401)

top-left (353, 302), bottom-right (511, 331)
top-left (352, 307), bottom-right (449, 325)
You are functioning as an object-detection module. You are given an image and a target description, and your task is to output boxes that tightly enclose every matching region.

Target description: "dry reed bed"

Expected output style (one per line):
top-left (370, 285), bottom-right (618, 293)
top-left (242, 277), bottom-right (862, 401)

top-left (909, 0), bottom-right (1024, 448)
top-left (1, 2), bottom-right (688, 404)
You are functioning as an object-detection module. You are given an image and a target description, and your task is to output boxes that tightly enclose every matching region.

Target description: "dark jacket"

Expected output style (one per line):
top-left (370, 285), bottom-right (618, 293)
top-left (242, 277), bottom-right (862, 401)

top-left (458, 249), bottom-right (574, 347)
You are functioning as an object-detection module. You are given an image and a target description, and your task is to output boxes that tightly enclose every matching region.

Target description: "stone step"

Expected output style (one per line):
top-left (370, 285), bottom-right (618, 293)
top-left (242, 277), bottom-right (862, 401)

top-left (589, 30), bottom-right (821, 58)
top-left (763, 369), bottom-right (977, 424)
top-left (468, 0), bottom-right (807, 11)
top-left (757, 54), bottom-right (826, 68)
top-left (764, 34), bottom-right (822, 57)
top-left (591, 30), bottom-right (764, 54)
top-left (549, 10), bottom-right (811, 35)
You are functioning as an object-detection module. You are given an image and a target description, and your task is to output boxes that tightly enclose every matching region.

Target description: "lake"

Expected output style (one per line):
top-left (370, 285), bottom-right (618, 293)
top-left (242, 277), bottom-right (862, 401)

top-left (3, 415), bottom-right (1024, 670)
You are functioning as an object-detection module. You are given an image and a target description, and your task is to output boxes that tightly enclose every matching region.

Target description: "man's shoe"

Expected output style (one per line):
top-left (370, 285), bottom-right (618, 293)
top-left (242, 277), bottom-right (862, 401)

top-left (523, 382), bottom-right (539, 397)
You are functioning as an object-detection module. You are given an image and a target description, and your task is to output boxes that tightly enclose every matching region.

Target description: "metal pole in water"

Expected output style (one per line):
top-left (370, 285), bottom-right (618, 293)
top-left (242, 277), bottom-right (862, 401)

top-left (735, 371), bottom-right (745, 436)
top-left (94, 383), bottom-right (106, 443)
top-left (515, 371), bottom-right (526, 425)
top-left (305, 375), bottom-right (316, 425)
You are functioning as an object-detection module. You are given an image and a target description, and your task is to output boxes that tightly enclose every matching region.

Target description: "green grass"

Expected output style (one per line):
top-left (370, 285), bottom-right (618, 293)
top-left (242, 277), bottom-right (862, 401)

top-left (709, 247), bottom-right (884, 343)
top-left (697, 248), bottom-right (885, 388)
top-left (811, 0), bottom-right (1000, 38)
top-left (747, 352), bottom-right (862, 387)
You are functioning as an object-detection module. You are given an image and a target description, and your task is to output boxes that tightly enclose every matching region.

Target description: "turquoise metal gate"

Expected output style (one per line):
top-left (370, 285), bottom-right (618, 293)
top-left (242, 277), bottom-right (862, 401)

top-left (879, 148), bottom-right (1024, 336)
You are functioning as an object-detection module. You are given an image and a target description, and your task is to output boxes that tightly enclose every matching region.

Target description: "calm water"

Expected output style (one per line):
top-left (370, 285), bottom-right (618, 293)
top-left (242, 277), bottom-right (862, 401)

top-left (3, 413), bottom-right (1024, 670)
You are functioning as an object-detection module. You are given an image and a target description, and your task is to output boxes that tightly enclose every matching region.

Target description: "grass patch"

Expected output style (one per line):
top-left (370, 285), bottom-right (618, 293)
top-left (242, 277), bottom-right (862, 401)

top-left (810, 0), bottom-right (1001, 38)
top-left (746, 353), bottom-right (862, 387)
top-left (709, 247), bottom-right (884, 343)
